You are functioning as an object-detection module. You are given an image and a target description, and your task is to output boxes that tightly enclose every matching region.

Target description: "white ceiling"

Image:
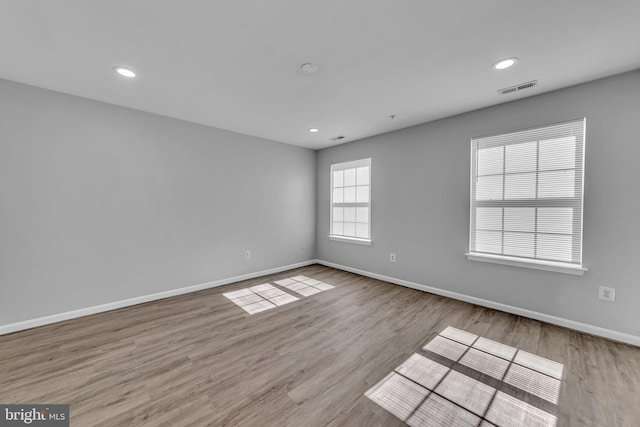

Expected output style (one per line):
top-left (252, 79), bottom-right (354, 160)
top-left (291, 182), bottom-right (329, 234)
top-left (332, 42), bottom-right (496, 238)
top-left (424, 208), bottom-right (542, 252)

top-left (1, 1), bottom-right (639, 150)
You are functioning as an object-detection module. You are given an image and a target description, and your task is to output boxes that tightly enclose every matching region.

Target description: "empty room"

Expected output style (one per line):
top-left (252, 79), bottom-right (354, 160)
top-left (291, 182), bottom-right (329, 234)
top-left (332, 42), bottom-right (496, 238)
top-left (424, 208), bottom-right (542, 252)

top-left (1, 1), bottom-right (639, 426)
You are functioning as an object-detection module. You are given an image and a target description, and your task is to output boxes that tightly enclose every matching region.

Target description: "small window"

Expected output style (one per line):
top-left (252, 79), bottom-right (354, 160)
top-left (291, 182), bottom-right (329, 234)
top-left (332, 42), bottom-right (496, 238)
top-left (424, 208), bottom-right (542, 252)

top-left (468, 119), bottom-right (586, 275)
top-left (330, 158), bottom-right (371, 244)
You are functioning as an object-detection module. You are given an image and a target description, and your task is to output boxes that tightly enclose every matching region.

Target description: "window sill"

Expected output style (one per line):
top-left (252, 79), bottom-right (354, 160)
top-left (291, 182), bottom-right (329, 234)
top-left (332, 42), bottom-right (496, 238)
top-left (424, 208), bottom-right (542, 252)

top-left (466, 252), bottom-right (586, 276)
top-left (328, 235), bottom-right (372, 246)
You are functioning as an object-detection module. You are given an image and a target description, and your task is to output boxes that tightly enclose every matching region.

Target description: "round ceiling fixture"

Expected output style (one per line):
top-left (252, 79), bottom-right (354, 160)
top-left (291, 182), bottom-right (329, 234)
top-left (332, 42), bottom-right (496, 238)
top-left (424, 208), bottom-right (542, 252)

top-left (300, 63), bottom-right (318, 75)
top-left (113, 66), bottom-right (136, 78)
top-left (492, 57), bottom-right (518, 70)
top-left (308, 128), bottom-right (319, 133)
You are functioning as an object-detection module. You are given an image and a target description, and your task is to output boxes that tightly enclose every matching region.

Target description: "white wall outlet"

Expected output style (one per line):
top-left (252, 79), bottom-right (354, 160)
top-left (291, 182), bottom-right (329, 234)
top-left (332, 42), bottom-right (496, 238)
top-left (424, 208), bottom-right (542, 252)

top-left (389, 253), bottom-right (396, 262)
top-left (598, 286), bottom-right (615, 302)
top-left (244, 250), bottom-right (251, 259)
top-left (301, 241), bottom-right (307, 249)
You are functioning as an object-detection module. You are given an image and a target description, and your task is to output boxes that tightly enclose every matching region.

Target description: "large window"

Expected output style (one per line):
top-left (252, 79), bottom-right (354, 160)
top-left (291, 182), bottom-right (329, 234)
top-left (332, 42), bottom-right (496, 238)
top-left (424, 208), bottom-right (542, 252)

top-left (468, 119), bottom-right (586, 275)
top-left (330, 158), bottom-right (371, 244)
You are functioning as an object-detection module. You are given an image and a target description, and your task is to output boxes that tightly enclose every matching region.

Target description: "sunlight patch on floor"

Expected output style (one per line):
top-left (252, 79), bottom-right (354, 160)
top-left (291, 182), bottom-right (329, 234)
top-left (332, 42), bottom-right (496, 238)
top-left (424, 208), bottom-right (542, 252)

top-left (223, 275), bottom-right (335, 314)
top-left (365, 326), bottom-right (563, 426)
top-left (275, 275), bottom-right (335, 296)
top-left (365, 372), bottom-right (430, 421)
top-left (223, 283), bottom-right (297, 314)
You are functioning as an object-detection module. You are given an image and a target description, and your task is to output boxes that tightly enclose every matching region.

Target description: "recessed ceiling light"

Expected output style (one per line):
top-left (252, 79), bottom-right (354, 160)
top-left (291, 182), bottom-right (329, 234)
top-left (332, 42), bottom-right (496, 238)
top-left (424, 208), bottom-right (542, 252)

top-left (309, 128), bottom-right (319, 133)
top-left (492, 57), bottom-right (518, 70)
top-left (113, 66), bottom-right (136, 78)
top-left (300, 63), bottom-right (318, 75)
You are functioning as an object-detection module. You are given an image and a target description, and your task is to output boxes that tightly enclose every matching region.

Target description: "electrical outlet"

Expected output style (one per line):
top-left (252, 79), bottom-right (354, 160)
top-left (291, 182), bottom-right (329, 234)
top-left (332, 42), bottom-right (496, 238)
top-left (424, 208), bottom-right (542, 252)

top-left (598, 286), bottom-right (615, 302)
top-left (389, 253), bottom-right (396, 262)
top-left (301, 241), bottom-right (307, 249)
top-left (244, 250), bottom-right (251, 259)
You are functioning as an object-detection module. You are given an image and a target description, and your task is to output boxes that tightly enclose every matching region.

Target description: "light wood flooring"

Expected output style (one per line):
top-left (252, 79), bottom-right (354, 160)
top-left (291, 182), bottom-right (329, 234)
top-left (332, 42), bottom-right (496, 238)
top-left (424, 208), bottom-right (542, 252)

top-left (1, 264), bottom-right (639, 426)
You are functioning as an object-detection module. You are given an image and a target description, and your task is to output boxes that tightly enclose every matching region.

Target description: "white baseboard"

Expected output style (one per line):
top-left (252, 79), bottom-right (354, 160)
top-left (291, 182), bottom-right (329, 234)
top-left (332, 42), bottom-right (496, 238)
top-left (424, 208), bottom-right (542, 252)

top-left (5, 258), bottom-right (638, 347)
top-left (317, 259), bottom-right (640, 347)
top-left (0, 260), bottom-right (316, 336)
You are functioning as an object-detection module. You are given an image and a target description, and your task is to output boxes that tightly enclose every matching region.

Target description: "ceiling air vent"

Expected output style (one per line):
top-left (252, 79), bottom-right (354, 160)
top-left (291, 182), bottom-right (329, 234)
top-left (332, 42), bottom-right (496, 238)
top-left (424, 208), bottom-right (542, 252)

top-left (330, 135), bottom-right (345, 141)
top-left (498, 80), bottom-right (537, 95)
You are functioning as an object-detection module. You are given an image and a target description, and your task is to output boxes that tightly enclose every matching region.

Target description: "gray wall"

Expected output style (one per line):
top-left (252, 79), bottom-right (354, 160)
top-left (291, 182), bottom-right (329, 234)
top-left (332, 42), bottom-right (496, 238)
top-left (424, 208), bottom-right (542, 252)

top-left (0, 79), bottom-right (316, 325)
top-left (317, 70), bottom-right (640, 338)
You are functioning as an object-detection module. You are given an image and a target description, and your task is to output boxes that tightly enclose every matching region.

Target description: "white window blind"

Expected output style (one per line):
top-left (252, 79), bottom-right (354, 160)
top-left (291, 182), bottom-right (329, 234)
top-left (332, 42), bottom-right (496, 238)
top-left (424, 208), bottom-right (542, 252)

top-left (469, 119), bottom-right (585, 269)
top-left (330, 158), bottom-right (371, 242)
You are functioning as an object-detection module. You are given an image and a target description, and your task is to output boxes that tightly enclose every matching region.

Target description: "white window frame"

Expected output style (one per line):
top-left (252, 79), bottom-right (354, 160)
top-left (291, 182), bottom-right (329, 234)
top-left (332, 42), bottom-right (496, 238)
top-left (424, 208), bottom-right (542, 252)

top-left (467, 119), bottom-right (587, 275)
top-left (329, 158), bottom-right (372, 245)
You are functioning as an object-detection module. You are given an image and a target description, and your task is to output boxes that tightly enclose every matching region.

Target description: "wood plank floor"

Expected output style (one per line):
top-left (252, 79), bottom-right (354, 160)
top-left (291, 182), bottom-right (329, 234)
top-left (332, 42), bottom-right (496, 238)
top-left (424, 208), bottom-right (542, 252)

top-left (1, 264), bottom-right (639, 426)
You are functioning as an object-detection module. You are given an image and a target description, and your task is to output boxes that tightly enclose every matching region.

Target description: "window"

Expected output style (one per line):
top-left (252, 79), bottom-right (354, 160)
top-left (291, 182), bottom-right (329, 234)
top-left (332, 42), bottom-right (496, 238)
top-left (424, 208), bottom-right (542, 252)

top-left (330, 158), bottom-right (371, 244)
top-left (468, 119), bottom-right (586, 275)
